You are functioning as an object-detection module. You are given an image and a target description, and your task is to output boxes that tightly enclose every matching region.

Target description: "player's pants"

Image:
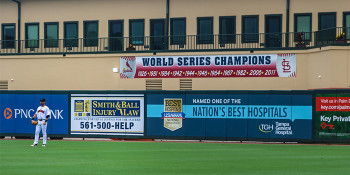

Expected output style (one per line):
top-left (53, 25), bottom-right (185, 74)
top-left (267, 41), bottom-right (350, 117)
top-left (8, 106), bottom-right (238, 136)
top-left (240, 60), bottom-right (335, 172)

top-left (34, 122), bottom-right (47, 145)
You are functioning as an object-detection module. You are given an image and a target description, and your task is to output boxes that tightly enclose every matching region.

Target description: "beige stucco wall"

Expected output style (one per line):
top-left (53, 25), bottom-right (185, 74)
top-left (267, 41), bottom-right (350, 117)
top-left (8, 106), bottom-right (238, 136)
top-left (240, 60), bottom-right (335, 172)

top-left (0, 0), bottom-right (349, 90)
top-left (0, 0), bottom-right (349, 40)
top-left (1, 46), bottom-right (349, 90)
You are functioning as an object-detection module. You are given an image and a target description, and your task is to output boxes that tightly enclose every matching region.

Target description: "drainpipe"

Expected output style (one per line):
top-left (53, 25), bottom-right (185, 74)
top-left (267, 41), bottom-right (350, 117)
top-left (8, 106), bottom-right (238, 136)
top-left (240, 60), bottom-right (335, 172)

top-left (12, 0), bottom-right (21, 53)
top-left (286, 0), bottom-right (290, 47)
top-left (166, 0), bottom-right (169, 47)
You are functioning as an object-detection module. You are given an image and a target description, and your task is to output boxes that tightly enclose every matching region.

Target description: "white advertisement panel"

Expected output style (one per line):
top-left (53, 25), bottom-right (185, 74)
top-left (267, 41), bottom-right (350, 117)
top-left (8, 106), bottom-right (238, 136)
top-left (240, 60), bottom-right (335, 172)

top-left (70, 94), bottom-right (144, 136)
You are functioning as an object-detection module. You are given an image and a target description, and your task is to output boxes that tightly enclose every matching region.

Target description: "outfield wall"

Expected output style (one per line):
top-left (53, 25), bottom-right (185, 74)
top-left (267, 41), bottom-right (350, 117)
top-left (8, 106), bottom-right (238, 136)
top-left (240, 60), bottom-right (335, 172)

top-left (0, 90), bottom-right (349, 143)
top-left (1, 92), bottom-right (69, 137)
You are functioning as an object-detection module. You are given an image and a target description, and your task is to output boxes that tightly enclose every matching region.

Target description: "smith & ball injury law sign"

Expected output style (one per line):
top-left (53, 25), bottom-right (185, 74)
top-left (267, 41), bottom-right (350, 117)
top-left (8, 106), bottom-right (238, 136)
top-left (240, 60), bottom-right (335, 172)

top-left (120, 54), bottom-right (296, 79)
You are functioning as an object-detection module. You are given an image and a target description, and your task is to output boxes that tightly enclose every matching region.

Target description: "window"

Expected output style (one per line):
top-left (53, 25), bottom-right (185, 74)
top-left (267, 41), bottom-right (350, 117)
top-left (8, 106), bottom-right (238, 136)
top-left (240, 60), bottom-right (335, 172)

top-left (64, 22), bottom-right (78, 47)
top-left (108, 20), bottom-right (124, 51)
top-left (129, 19), bottom-right (144, 45)
top-left (84, 21), bottom-right (98, 47)
top-left (44, 22), bottom-right (58, 47)
top-left (294, 13), bottom-right (312, 41)
top-left (219, 16), bottom-right (236, 43)
top-left (1, 24), bottom-right (15, 49)
top-left (319, 12), bottom-right (336, 30)
top-left (344, 12), bottom-right (350, 40)
top-left (318, 12), bottom-right (336, 42)
top-left (242, 15), bottom-right (259, 43)
top-left (25, 23), bottom-right (39, 48)
top-left (170, 18), bottom-right (186, 44)
top-left (197, 17), bottom-right (213, 44)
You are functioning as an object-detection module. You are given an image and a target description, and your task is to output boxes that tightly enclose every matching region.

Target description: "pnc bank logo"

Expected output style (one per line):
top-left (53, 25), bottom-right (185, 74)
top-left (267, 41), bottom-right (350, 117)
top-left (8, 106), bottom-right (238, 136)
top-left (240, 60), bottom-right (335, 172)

top-left (3, 107), bottom-right (64, 119)
top-left (4, 108), bottom-right (13, 119)
top-left (259, 124), bottom-right (274, 133)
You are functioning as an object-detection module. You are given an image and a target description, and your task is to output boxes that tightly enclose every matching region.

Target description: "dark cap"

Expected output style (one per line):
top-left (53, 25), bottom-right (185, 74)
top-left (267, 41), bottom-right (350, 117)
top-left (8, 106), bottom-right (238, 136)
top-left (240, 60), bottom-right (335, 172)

top-left (40, 98), bottom-right (46, 102)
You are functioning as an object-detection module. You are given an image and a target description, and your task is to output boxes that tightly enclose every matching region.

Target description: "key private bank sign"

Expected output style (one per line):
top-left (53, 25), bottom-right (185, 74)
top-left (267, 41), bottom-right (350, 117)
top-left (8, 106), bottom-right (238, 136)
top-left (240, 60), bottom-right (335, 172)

top-left (1, 94), bottom-right (68, 135)
top-left (120, 54), bottom-right (296, 78)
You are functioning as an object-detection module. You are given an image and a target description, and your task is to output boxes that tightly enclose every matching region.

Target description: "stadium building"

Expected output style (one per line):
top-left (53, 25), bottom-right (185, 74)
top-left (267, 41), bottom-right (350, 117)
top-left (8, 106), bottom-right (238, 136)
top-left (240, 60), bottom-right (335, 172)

top-left (0, 0), bottom-right (349, 90)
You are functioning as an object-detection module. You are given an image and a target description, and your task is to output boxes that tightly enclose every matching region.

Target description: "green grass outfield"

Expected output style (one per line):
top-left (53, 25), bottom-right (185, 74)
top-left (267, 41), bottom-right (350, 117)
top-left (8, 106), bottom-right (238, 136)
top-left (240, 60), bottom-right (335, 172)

top-left (0, 140), bottom-right (349, 175)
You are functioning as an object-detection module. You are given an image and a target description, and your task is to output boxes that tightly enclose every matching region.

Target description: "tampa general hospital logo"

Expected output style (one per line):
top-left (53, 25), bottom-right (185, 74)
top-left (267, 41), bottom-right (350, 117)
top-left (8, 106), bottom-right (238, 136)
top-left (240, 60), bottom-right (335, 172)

top-left (4, 108), bottom-right (12, 119)
top-left (259, 124), bottom-right (273, 133)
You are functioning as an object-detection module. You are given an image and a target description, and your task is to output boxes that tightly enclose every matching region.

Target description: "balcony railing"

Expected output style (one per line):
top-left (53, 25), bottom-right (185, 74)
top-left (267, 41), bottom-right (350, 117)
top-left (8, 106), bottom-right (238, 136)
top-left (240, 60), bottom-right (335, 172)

top-left (0, 27), bottom-right (349, 55)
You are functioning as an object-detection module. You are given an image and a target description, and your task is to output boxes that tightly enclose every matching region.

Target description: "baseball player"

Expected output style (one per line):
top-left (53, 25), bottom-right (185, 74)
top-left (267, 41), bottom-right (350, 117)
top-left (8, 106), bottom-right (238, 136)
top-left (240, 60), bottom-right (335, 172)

top-left (30, 98), bottom-right (50, 147)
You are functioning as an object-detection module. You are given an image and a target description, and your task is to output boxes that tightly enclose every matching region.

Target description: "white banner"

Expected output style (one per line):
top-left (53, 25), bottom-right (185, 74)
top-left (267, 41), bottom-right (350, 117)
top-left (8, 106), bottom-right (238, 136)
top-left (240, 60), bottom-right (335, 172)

top-left (120, 54), bottom-right (296, 78)
top-left (70, 94), bottom-right (144, 136)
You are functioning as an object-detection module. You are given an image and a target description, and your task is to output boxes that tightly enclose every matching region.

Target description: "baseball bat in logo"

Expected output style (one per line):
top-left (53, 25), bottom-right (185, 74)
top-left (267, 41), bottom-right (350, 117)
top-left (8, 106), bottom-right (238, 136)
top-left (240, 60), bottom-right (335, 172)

top-left (120, 56), bottom-right (137, 79)
top-left (4, 108), bottom-right (13, 119)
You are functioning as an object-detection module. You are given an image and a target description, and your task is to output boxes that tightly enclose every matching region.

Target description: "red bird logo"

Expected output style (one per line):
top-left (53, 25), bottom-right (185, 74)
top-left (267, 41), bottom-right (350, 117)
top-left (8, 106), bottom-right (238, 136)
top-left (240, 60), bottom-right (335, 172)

top-left (126, 61), bottom-right (133, 71)
top-left (123, 61), bottom-right (134, 73)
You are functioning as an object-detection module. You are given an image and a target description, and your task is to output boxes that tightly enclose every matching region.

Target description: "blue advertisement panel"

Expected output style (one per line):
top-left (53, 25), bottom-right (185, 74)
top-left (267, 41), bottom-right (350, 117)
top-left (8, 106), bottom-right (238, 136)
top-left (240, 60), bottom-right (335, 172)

top-left (147, 93), bottom-right (312, 140)
top-left (0, 93), bottom-right (69, 135)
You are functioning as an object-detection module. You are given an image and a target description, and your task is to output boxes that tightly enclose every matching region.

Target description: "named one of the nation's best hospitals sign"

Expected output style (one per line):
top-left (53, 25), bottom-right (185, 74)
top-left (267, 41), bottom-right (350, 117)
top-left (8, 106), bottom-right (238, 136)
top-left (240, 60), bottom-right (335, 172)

top-left (120, 54), bottom-right (296, 78)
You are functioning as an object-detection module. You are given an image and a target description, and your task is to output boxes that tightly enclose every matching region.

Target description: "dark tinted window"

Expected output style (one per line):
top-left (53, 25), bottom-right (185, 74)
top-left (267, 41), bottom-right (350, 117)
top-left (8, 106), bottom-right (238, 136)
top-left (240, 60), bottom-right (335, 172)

top-left (44, 22), bottom-right (58, 47)
top-left (242, 16), bottom-right (259, 43)
top-left (84, 21), bottom-right (98, 47)
top-left (170, 18), bottom-right (186, 44)
top-left (319, 13), bottom-right (336, 30)
top-left (109, 20), bottom-right (124, 51)
top-left (197, 17), bottom-right (213, 44)
top-left (64, 22), bottom-right (78, 47)
top-left (219, 16), bottom-right (236, 43)
top-left (25, 23), bottom-right (39, 48)
top-left (129, 19), bottom-right (144, 45)
top-left (318, 13), bottom-right (336, 42)
top-left (2, 24), bottom-right (15, 49)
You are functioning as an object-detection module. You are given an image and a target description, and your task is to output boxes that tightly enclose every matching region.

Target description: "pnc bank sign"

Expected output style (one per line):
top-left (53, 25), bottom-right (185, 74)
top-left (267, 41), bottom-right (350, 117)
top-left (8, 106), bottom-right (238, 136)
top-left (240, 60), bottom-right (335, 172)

top-left (3, 107), bottom-right (64, 120)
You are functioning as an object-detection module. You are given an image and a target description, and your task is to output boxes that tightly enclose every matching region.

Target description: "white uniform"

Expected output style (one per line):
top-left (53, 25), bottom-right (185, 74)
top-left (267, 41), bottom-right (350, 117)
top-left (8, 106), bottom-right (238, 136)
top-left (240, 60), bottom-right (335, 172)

top-left (33, 105), bottom-right (50, 145)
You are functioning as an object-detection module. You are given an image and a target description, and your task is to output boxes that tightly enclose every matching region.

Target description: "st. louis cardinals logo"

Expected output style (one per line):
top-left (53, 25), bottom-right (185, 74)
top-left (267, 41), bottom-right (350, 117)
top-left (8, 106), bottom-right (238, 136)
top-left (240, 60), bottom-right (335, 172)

top-left (282, 59), bottom-right (291, 73)
top-left (276, 53), bottom-right (296, 77)
top-left (123, 61), bottom-right (133, 73)
top-left (120, 56), bottom-right (136, 79)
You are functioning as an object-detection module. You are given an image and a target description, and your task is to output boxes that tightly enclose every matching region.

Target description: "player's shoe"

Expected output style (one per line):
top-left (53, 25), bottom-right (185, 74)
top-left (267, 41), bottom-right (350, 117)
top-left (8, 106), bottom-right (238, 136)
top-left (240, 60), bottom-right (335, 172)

top-left (30, 144), bottom-right (37, 147)
top-left (42, 144), bottom-right (46, 147)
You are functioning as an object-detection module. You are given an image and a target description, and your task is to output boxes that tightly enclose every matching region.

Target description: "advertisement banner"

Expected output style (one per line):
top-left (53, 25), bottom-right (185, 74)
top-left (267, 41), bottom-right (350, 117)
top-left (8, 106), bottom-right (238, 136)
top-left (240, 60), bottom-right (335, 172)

top-left (315, 94), bottom-right (350, 139)
top-left (70, 94), bottom-right (144, 136)
top-left (147, 93), bottom-right (312, 140)
top-left (0, 93), bottom-right (68, 135)
top-left (120, 54), bottom-right (296, 78)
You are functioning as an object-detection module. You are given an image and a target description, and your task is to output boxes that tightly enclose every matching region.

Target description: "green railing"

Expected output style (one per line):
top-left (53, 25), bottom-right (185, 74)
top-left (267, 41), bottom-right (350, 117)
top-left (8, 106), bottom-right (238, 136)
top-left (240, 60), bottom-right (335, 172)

top-left (0, 27), bottom-right (349, 55)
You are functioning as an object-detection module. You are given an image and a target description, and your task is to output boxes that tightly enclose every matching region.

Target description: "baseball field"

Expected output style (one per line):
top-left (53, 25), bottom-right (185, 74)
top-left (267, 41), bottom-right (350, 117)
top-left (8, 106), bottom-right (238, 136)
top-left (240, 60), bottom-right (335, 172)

top-left (0, 140), bottom-right (349, 175)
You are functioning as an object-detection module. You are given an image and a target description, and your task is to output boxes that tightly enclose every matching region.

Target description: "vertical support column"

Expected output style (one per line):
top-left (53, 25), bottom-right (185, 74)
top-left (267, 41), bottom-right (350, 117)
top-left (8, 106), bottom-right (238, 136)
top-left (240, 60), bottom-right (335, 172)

top-left (12, 0), bottom-right (21, 53)
top-left (165, 0), bottom-right (170, 49)
top-left (17, 2), bottom-right (21, 53)
top-left (286, 0), bottom-right (290, 48)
